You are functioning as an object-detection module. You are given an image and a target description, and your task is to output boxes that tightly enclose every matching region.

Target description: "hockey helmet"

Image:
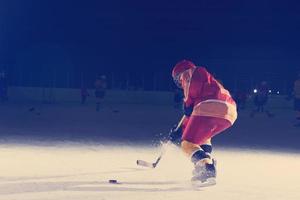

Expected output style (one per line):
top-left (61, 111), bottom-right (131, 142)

top-left (172, 59), bottom-right (196, 88)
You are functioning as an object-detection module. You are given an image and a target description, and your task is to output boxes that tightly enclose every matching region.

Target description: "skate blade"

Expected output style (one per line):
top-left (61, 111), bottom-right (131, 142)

top-left (192, 178), bottom-right (216, 188)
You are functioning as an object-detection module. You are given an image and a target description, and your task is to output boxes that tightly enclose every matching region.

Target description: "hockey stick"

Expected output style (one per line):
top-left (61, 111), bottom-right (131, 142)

top-left (136, 116), bottom-right (185, 168)
top-left (136, 141), bottom-right (169, 168)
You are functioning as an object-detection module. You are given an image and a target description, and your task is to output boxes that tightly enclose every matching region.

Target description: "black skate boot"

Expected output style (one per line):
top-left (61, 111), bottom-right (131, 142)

top-left (191, 159), bottom-right (217, 187)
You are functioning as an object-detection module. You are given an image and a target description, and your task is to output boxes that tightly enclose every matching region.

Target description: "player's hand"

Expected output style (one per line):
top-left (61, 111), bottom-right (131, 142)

top-left (168, 124), bottom-right (182, 146)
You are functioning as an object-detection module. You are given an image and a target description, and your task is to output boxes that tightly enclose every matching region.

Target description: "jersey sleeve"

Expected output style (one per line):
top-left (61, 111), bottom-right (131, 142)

top-left (184, 67), bottom-right (207, 107)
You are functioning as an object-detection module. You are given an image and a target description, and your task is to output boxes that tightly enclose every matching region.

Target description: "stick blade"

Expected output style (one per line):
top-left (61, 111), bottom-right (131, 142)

top-left (136, 160), bottom-right (155, 168)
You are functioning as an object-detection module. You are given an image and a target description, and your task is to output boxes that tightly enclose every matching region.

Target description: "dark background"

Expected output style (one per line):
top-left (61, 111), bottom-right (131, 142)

top-left (0, 0), bottom-right (300, 91)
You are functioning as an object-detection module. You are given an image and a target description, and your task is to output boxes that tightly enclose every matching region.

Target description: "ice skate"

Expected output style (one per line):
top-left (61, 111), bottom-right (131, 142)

top-left (191, 158), bottom-right (217, 187)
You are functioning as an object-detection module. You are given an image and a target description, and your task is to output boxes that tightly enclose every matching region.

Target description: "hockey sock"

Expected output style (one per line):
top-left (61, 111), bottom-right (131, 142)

top-left (200, 144), bottom-right (212, 154)
top-left (191, 150), bottom-right (211, 164)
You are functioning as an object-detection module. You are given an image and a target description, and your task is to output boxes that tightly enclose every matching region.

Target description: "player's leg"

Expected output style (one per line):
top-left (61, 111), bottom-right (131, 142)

top-left (181, 116), bottom-right (215, 183)
top-left (181, 116), bottom-right (231, 183)
top-left (200, 139), bottom-right (212, 156)
top-left (180, 139), bottom-right (214, 184)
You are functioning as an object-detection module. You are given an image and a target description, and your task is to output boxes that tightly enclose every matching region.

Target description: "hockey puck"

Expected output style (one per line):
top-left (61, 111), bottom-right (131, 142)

top-left (109, 179), bottom-right (118, 184)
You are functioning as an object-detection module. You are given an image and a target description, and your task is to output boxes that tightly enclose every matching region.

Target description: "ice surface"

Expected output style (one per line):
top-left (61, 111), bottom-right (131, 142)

top-left (0, 144), bottom-right (299, 200)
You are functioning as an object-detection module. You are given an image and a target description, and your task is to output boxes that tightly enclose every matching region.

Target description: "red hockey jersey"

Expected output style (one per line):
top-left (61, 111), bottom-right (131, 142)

top-left (181, 67), bottom-right (237, 124)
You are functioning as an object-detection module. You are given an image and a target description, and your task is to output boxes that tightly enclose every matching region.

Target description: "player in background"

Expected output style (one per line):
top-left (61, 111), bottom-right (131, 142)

top-left (294, 72), bottom-right (300, 125)
top-left (80, 84), bottom-right (89, 105)
top-left (0, 69), bottom-right (8, 102)
top-left (250, 81), bottom-right (273, 118)
top-left (95, 75), bottom-right (107, 111)
top-left (169, 60), bottom-right (237, 185)
top-left (235, 89), bottom-right (248, 110)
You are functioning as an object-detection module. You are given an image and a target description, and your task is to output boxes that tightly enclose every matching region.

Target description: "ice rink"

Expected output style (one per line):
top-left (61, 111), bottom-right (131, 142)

top-left (0, 144), bottom-right (299, 200)
top-left (0, 101), bottom-right (299, 200)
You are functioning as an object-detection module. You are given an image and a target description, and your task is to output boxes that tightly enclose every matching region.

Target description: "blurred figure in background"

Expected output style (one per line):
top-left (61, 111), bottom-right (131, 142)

top-left (80, 84), bottom-right (89, 105)
top-left (293, 72), bottom-right (300, 125)
top-left (95, 75), bottom-right (107, 111)
top-left (0, 69), bottom-right (8, 102)
top-left (235, 89), bottom-right (248, 110)
top-left (251, 81), bottom-right (273, 117)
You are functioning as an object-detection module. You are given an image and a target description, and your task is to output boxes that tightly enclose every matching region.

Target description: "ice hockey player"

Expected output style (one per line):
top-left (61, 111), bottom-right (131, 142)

top-left (169, 60), bottom-right (237, 185)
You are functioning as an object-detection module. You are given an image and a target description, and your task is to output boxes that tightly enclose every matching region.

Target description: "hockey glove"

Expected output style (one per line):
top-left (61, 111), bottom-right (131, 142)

top-left (168, 124), bottom-right (183, 146)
